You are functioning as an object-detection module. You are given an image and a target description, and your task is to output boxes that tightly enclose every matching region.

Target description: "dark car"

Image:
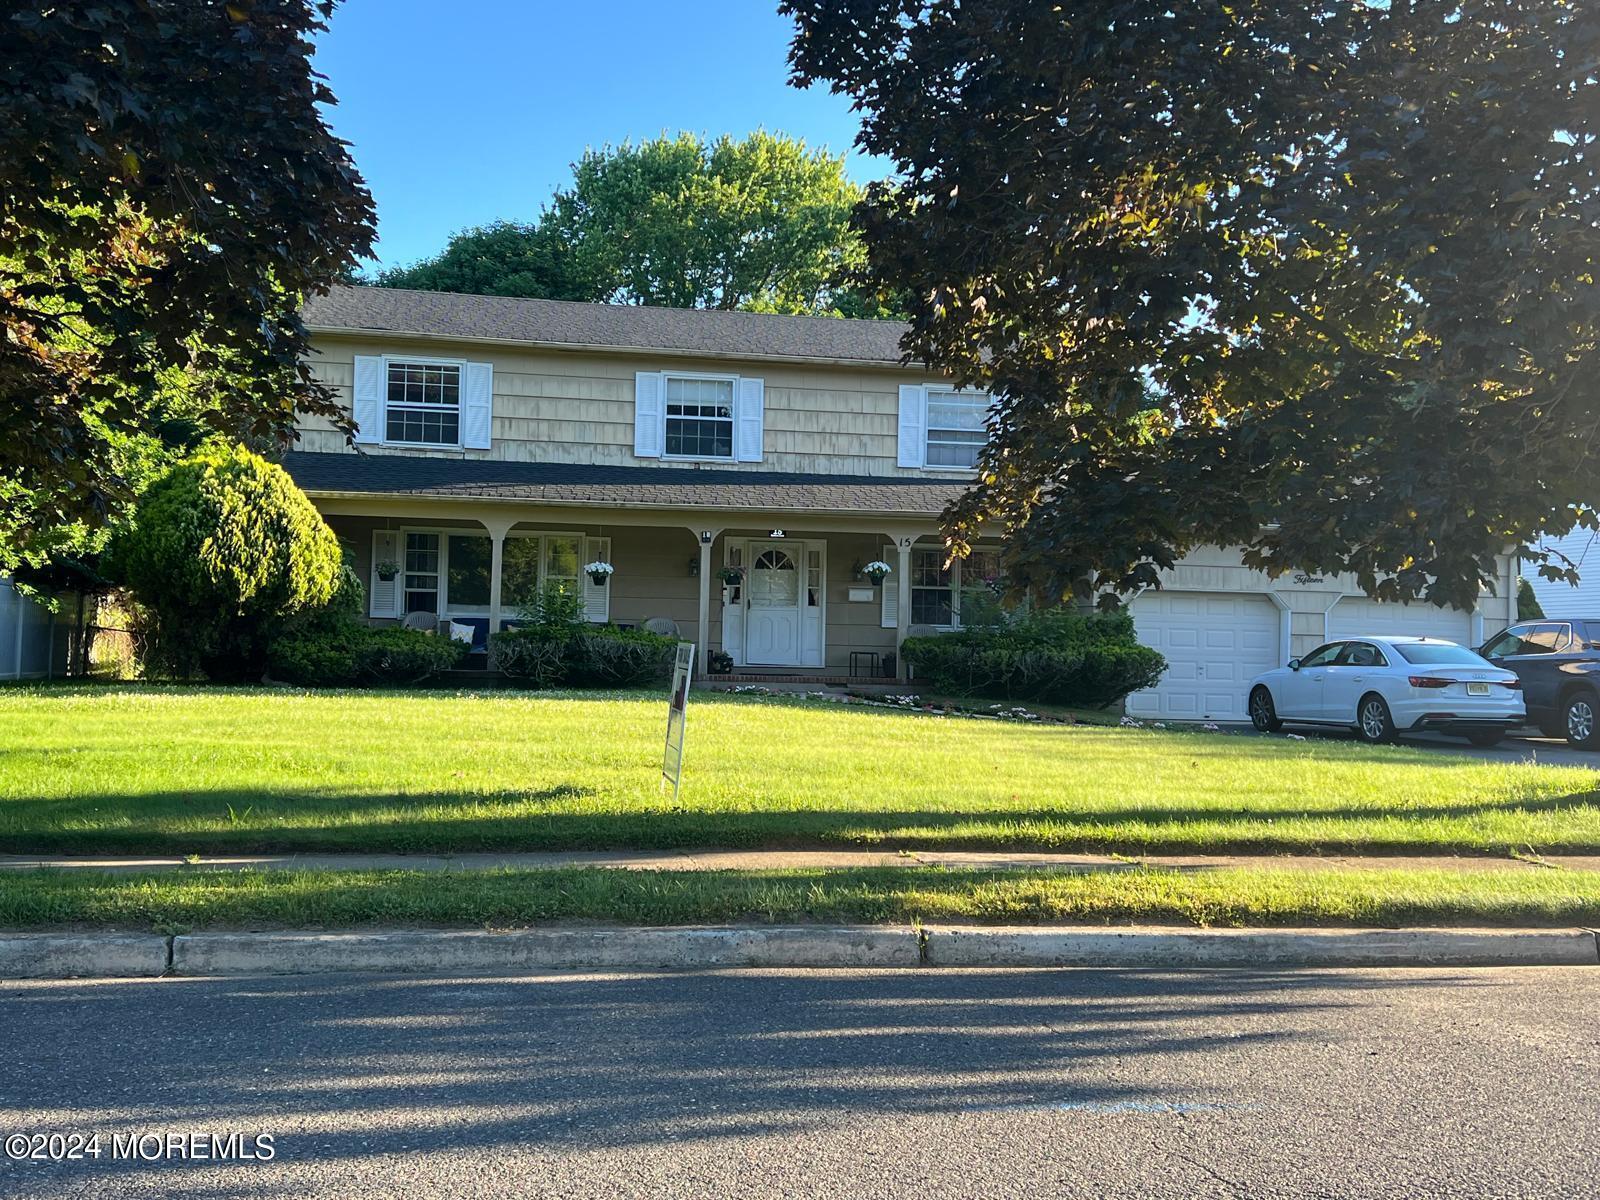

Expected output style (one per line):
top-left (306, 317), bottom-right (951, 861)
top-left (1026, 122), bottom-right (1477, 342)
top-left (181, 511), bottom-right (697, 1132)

top-left (1477, 620), bottom-right (1600, 748)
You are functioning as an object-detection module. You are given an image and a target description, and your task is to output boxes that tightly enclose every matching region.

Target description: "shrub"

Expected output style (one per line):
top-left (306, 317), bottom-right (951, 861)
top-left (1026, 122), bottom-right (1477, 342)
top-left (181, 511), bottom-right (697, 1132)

top-left (492, 625), bottom-right (677, 688)
top-left (901, 605), bottom-right (1166, 708)
top-left (108, 444), bottom-right (342, 681)
top-left (269, 624), bottom-right (465, 687)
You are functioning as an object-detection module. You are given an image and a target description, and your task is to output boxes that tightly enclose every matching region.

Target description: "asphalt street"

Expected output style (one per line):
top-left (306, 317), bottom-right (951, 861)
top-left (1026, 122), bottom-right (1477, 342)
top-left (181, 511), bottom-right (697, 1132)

top-left (0, 966), bottom-right (1595, 1198)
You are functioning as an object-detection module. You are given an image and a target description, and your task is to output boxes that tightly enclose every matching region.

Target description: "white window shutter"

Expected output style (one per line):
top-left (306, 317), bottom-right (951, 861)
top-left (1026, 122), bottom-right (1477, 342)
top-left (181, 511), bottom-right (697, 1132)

top-left (897, 384), bottom-right (926, 468)
top-left (353, 355), bottom-right (383, 444)
top-left (461, 361), bottom-right (493, 449)
top-left (735, 376), bottom-right (765, 462)
top-left (634, 372), bottom-right (664, 458)
top-left (583, 536), bottom-right (611, 623)
top-left (369, 530), bottom-right (402, 617)
top-left (880, 544), bottom-right (898, 628)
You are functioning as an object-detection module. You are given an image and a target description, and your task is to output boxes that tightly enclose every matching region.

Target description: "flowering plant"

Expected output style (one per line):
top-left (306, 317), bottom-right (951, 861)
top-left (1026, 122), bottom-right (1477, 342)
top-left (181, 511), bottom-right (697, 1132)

top-left (584, 561), bottom-right (614, 584)
top-left (862, 559), bottom-right (893, 583)
top-left (374, 560), bottom-right (401, 581)
top-left (717, 565), bottom-right (745, 585)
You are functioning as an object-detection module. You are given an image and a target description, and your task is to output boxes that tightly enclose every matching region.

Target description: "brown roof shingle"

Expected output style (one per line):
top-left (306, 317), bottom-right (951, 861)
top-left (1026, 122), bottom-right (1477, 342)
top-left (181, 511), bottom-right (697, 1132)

top-left (282, 451), bottom-right (967, 517)
top-left (302, 285), bottom-right (914, 366)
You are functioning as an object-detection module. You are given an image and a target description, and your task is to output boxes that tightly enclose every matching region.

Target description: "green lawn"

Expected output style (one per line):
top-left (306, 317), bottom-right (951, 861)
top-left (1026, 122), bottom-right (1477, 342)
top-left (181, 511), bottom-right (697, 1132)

top-left (5, 865), bottom-right (1599, 931)
top-left (3, 683), bottom-right (1599, 856)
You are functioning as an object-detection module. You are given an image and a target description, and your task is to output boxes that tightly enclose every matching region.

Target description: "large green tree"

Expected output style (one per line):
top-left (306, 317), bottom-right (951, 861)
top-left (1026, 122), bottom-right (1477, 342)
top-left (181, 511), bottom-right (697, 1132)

top-left (1, 1), bottom-right (375, 575)
top-left (377, 131), bottom-right (899, 316)
top-left (785, 0), bottom-right (1600, 609)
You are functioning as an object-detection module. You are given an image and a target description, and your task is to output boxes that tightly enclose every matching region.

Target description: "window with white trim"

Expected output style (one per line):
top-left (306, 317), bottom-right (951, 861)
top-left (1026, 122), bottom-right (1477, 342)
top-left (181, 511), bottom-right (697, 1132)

top-left (404, 532), bottom-right (441, 614)
top-left (385, 360), bottom-right (461, 446)
top-left (925, 387), bottom-right (988, 469)
top-left (910, 547), bottom-right (1004, 627)
top-left (664, 374), bottom-right (735, 459)
top-left (501, 532), bottom-right (585, 610)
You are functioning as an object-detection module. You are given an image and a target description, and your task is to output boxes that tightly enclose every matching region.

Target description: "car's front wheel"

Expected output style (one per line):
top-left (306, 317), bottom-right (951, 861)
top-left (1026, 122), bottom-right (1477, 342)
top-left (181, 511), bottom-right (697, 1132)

top-left (1563, 690), bottom-right (1600, 750)
top-left (1249, 686), bottom-right (1282, 732)
top-left (1356, 693), bottom-right (1396, 744)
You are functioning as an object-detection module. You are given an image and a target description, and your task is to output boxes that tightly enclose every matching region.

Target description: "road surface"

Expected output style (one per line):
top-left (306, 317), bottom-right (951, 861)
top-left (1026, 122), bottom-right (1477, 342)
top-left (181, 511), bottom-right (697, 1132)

top-left (1, 966), bottom-right (1595, 1197)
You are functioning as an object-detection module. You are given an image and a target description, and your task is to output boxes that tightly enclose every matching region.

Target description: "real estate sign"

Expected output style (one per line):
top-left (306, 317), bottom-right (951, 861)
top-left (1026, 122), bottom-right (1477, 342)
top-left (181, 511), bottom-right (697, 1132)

top-left (662, 642), bottom-right (694, 797)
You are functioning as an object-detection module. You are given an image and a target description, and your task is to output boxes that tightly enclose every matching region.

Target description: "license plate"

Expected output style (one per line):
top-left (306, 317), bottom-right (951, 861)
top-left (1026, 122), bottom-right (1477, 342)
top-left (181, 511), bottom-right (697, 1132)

top-left (1467, 682), bottom-right (1491, 696)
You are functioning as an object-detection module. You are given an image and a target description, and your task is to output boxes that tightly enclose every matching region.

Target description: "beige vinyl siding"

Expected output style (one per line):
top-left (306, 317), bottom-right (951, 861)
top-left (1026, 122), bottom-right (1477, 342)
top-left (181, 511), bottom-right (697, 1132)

top-left (300, 335), bottom-right (933, 477)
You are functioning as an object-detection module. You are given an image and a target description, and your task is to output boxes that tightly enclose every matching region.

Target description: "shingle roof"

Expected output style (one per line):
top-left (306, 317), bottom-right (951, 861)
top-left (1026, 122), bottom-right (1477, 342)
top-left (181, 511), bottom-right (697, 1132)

top-left (281, 451), bottom-right (967, 517)
top-left (302, 285), bottom-right (914, 365)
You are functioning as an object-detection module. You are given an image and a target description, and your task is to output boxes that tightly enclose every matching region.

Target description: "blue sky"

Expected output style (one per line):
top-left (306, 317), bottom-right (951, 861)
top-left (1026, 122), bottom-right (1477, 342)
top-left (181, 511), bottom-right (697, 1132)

top-left (314, 0), bottom-right (891, 270)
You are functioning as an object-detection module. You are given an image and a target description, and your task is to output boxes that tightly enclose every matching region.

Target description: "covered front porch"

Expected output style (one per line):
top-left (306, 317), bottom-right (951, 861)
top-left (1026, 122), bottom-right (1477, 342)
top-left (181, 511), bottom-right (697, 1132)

top-left (313, 496), bottom-right (997, 681)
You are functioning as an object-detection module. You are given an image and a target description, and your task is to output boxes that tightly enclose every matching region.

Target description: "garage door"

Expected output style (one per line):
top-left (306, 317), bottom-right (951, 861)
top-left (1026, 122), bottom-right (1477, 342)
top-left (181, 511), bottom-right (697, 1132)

top-left (1327, 598), bottom-right (1472, 645)
top-left (1127, 591), bottom-right (1282, 721)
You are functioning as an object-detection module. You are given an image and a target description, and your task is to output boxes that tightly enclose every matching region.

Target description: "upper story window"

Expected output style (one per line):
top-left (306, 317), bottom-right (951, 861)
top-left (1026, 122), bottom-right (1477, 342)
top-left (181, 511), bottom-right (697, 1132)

top-left (898, 383), bottom-right (990, 471)
top-left (924, 388), bottom-right (988, 469)
top-left (386, 361), bottom-right (461, 446)
top-left (664, 374), bottom-right (735, 459)
top-left (635, 370), bottom-right (764, 463)
top-left (352, 354), bottom-right (492, 451)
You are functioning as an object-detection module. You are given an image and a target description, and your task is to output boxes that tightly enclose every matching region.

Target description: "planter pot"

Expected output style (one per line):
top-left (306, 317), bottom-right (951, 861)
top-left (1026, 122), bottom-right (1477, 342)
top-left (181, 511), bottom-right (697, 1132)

top-left (587, 573), bottom-right (611, 587)
top-left (377, 571), bottom-right (398, 583)
top-left (865, 573), bottom-right (890, 587)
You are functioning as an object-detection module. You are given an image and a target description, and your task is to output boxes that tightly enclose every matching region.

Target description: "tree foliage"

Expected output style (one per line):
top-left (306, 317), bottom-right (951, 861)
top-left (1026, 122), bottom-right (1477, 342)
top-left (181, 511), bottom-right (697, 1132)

top-left (1, 1), bottom-right (375, 573)
top-left (377, 131), bottom-right (900, 316)
top-left (784, 0), bottom-right (1600, 609)
top-left (109, 444), bottom-right (343, 680)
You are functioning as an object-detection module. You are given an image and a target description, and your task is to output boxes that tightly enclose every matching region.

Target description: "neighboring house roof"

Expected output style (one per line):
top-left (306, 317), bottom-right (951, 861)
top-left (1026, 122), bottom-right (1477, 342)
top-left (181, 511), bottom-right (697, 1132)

top-left (281, 451), bottom-right (968, 517)
top-left (302, 285), bottom-right (915, 367)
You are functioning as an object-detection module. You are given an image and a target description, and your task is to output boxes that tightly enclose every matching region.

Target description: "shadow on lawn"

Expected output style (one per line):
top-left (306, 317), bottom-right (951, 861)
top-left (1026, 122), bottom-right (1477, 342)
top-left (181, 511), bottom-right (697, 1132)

top-left (0, 965), bottom-right (1494, 1170)
top-left (2, 783), bottom-right (1597, 856)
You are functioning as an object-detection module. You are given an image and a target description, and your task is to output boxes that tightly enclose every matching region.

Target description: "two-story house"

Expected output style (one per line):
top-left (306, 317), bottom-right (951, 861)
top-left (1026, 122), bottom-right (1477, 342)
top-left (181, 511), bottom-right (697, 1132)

top-left (284, 285), bottom-right (1520, 720)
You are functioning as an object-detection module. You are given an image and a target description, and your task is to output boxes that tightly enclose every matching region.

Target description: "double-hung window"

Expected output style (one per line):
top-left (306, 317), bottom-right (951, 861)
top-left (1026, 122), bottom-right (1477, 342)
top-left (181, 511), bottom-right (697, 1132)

top-left (403, 533), bottom-right (442, 614)
top-left (925, 388), bottom-right (988, 469)
top-left (385, 360), bottom-right (462, 446)
top-left (664, 374), bottom-right (735, 459)
top-left (909, 547), bottom-right (1004, 627)
top-left (501, 532), bottom-right (585, 611)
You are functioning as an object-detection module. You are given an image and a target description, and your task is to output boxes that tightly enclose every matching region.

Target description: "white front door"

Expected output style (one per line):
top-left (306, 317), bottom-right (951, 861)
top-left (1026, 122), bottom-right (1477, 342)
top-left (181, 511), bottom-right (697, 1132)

top-left (745, 542), bottom-right (803, 665)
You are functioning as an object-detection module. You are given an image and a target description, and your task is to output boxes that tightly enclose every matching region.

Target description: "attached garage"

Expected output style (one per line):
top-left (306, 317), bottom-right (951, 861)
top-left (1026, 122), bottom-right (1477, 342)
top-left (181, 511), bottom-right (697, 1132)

top-left (1326, 597), bottom-right (1473, 646)
top-left (1127, 591), bottom-right (1283, 721)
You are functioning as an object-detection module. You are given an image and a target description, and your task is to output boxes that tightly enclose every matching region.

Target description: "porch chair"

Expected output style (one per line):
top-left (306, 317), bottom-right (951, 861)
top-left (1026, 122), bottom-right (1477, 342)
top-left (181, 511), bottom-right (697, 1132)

top-left (401, 611), bottom-right (439, 634)
top-left (643, 617), bottom-right (681, 638)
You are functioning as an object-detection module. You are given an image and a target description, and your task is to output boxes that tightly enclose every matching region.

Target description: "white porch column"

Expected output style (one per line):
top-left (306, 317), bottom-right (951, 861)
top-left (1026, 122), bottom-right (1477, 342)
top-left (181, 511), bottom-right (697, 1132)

top-left (689, 526), bottom-right (724, 678)
top-left (481, 517), bottom-right (516, 639)
top-left (894, 535), bottom-right (915, 681)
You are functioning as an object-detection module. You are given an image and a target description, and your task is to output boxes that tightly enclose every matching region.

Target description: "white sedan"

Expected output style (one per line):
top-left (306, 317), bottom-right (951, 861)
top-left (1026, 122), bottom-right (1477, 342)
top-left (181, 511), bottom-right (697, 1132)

top-left (1247, 635), bottom-right (1525, 746)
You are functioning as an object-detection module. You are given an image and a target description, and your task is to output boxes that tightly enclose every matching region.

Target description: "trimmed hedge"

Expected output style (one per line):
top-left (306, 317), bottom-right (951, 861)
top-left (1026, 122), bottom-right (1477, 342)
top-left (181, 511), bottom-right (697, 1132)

top-left (491, 625), bottom-right (677, 688)
top-left (268, 624), bottom-right (466, 687)
top-left (901, 606), bottom-right (1166, 708)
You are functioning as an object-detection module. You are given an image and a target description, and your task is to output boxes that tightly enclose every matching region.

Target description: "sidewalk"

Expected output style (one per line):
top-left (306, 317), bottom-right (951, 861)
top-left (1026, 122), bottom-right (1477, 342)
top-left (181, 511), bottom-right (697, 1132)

top-left (4, 848), bottom-right (1597, 874)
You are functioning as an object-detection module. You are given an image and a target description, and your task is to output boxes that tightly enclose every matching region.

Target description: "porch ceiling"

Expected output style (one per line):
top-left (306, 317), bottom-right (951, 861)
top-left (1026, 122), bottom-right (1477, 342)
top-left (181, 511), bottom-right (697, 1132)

top-left (281, 451), bottom-right (968, 518)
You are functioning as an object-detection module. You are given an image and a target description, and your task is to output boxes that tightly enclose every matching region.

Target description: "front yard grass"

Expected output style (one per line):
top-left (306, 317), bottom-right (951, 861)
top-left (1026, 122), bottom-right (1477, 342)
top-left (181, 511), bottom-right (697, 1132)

top-left (3, 683), bottom-right (1599, 856)
top-left (5, 865), bottom-right (1600, 931)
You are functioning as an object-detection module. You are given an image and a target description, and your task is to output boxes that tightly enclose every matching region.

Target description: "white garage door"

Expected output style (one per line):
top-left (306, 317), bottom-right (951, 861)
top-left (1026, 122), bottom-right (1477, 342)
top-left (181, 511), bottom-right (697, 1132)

top-left (1127, 591), bottom-right (1282, 721)
top-left (1327, 598), bottom-right (1472, 645)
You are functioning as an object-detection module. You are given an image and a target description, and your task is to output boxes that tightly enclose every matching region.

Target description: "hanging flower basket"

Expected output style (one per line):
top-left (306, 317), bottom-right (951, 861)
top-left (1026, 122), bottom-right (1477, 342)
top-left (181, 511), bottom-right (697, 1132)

top-left (717, 565), bottom-right (745, 586)
top-left (374, 560), bottom-right (400, 582)
top-left (862, 560), bottom-right (893, 585)
top-left (585, 561), bottom-right (614, 586)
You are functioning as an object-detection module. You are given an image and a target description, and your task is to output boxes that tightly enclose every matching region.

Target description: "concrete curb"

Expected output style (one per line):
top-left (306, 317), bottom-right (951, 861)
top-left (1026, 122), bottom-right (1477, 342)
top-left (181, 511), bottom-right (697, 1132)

top-left (4, 925), bottom-right (1597, 979)
top-left (923, 925), bottom-right (1600, 968)
top-left (170, 925), bottom-right (921, 976)
top-left (0, 934), bottom-right (170, 979)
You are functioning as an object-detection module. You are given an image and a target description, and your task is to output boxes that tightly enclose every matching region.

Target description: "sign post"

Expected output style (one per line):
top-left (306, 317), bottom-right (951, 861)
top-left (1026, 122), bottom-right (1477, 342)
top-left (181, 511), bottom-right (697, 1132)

top-left (662, 641), bottom-right (694, 798)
